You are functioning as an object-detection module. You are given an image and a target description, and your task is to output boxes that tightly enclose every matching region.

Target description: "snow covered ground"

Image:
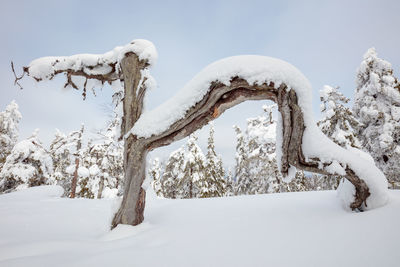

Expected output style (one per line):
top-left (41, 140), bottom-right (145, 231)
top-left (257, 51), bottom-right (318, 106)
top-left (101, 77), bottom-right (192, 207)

top-left (0, 186), bottom-right (399, 267)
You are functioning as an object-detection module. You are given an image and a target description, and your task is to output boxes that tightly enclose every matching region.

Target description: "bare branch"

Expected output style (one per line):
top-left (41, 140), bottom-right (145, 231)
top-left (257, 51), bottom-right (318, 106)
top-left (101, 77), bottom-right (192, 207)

top-left (11, 61), bottom-right (24, 90)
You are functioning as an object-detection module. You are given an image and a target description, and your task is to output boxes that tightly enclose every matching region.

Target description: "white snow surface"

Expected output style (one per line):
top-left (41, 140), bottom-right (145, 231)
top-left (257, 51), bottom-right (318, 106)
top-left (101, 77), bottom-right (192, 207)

top-left (0, 186), bottom-right (399, 267)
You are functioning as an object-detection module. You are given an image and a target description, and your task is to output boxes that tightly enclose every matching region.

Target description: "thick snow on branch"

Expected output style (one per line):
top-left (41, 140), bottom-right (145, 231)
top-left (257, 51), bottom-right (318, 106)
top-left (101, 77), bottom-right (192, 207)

top-left (131, 55), bottom-right (388, 209)
top-left (27, 39), bottom-right (157, 82)
top-left (131, 55), bottom-right (311, 138)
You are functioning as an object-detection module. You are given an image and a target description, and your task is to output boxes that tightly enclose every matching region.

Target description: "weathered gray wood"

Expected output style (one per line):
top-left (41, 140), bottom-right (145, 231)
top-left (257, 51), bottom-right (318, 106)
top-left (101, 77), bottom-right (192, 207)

top-left (18, 50), bottom-right (372, 228)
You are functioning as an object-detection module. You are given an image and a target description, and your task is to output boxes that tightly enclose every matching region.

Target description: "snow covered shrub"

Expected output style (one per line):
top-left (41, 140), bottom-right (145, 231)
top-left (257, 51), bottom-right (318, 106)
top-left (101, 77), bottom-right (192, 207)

top-left (0, 130), bottom-right (53, 193)
top-left (353, 48), bottom-right (400, 188)
top-left (0, 100), bottom-right (22, 173)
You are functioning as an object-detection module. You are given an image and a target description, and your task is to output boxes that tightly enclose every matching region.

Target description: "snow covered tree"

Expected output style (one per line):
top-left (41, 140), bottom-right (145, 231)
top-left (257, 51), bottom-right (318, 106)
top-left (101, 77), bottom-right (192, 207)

top-left (180, 135), bottom-right (205, 198)
top-left (317, 85), bottom-right (362, 190)
top-left (161, 146), bottom-right (186, 199)
top-left (224, 169), bottom-right (235, 196)
top-left (78, 116), bottom-right (123, 199)
top-left (353, 48), bottom-right (400, 188)
top-left (149, 158), bottom-right (163, 197)
top-left (0, 101), bottom-right (22, 173)
top-left (203, 124), bottom-right (226, 198)
top-left (0, 129), bottom-right (53, 193)
top-left (245, 105), bottom-right (280, 194)
top-left (318, 85), bottom-right (361, 148)
top-left (233, 125), bottom-right (251, 195)
top-left (17, 40), bottom-right (388, 227)
top-left (50, 125), bottom-right (85, 197)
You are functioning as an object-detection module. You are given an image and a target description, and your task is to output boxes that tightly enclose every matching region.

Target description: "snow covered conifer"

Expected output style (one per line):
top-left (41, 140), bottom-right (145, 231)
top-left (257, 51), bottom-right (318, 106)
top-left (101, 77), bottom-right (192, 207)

top-left (79, 117), bottom-right (123, 199)
top-left (162, 146), bottom-right (185, 199)
top-left (0, 101), bottom-right (22, 172)
top-left (50, 125), bottom-right (85, 197)
top-left (233, 125), bottom-right (251, 195)
top-left (202, 123), bottom-right (226, 198)
top-left (353, 48), bottom-right (400, 188)
top-left (149, 158), bottom-right (163, 197)
top-left (0, 129), bottom-right (53, 193)
top-left (224, 169), bottom-right (235, 196)
top-left (180, 134), bottom-right (205, 198)
top-left (317, 85), bottom-right (361, 189)
top-left (245, 105), bottom-right (280, 194)
top-left (318, 85), bottom-right (361, 148)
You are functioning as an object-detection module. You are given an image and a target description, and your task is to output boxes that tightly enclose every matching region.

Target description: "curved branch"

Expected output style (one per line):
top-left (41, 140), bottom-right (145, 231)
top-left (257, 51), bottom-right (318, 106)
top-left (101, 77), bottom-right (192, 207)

top-left (145, 78), bottom-right (278, 150)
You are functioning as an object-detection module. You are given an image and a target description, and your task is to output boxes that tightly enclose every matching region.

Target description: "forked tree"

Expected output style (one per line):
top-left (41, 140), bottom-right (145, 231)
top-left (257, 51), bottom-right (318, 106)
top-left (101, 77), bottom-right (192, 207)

top-left (13, 39), bottom-right (389, 228)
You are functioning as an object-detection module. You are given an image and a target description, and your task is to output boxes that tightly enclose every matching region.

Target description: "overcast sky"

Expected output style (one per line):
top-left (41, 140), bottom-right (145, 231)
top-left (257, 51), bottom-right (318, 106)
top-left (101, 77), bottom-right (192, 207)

top-left (1, 0), bottom-right (399, 168)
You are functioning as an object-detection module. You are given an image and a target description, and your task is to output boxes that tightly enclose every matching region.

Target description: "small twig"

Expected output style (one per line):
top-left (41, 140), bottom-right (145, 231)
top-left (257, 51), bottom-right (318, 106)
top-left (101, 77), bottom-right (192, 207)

top-left (11, 61), bottom-right (25, 89)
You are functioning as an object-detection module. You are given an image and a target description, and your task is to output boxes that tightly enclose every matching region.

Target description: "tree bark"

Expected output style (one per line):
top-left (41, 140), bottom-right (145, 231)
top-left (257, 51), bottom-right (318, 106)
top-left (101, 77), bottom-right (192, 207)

top-left (112, 139), bottom-right (147, 227)
top-left (70, 157), bottom-right (79, 198)
top-left (111, 77), bottom-right (372, 227)
top-left (18, 48), bottom-right (373, 225)
top-left (97, 176), bottom-right (104, 199)
top-left (111, 53), bottom-right (149, 227)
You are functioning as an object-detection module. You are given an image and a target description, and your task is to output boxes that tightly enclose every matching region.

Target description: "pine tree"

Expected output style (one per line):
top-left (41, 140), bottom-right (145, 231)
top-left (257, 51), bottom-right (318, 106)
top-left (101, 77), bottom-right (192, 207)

top-left (318, 85), bottom-right (361, 148)
top-left (50, 125), bottom-right (86, 197)
top-left (317, 85), bottom-right (361, 190)
top-left (162, 146), bottom-right (185, 198)
top-left (50, 129), bottom-right (72, 193)
top-left (180, 135), bottom-right (205, 198)
top-left (224, 169), bottom-right (235, 196)
top-left (0, 129), bottom-right (54, 193)
top-left (353, 48), bottom-right (400, 188)
top-left (245, 105), bottom-right (280, 194)
top-left (233, 105), bottom-right (282, 195)
top-left (0, 101), bottom-right (22, 173)
top-left (233, 125), bottom-right (251, 195)
top-left (79, 116), bottom-right (123, 199)
top-left (149, 157), bottom-right (163, 197)
top-left (202, 124), bottom-right (226, 198)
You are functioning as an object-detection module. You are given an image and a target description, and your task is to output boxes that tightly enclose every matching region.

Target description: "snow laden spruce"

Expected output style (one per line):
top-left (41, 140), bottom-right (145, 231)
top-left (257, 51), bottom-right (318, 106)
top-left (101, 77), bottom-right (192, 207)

top-left (16, 39), bottom-right (390, 227)
top-left (353, 48), bottom-right (400, 189)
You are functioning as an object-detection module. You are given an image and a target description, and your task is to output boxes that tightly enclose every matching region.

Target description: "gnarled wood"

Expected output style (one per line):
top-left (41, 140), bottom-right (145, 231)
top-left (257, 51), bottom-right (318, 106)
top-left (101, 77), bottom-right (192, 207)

top-left (16, 47), bottom-right (373, 228)
top-left (113, 78), bottom-right (371, 227)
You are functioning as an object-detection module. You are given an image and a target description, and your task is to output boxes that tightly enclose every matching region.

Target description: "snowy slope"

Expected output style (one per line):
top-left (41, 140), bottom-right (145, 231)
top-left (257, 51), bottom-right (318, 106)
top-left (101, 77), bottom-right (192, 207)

top-left (0, 186), bottom-right (399, 267)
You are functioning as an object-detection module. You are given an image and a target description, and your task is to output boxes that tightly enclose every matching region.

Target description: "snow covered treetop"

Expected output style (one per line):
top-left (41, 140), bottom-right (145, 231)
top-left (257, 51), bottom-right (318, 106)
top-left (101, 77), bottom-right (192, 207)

top-left (131, 55), bottom-right (313, 138)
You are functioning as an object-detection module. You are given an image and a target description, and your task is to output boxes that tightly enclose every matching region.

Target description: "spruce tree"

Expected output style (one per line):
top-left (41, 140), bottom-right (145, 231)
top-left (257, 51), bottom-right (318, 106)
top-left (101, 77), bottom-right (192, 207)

top-left (203, 123), bottom-right (226, 198)
top-left (233, 125), bottom-right (251, 195)
top-left (318, 85), bottom-right (361, 148)
top-left (353, 48), bottom-right (400, 188)
top-left (224, 169), bottom-right (235, 196)
top-left (0, 101), bottom-right (22, 173)
top-left (162, 146), bottom-right (185, 198)
top-left (180, 134), bottom-right (205, 198)
top-left (149, 157), bottom-right (163, 197)
top-left (317, 85), bottom-right (361, 190)
top-left (50, 125), bottom-right (85, 197)
top-left (0, 129), bottom-right (54, 193)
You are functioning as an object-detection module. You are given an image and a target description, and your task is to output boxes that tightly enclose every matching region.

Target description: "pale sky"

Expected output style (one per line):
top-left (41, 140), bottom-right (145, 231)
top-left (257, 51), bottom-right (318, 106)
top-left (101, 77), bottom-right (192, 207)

top-left (1, 0), bottom-right (399, 168)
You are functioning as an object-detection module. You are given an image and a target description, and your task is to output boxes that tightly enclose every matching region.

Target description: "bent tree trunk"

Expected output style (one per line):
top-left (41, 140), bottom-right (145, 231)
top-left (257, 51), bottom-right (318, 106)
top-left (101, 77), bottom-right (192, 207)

top-left (16, 42), bottom-right (377, 229)
top-left (111, 76), bottom-right (372, 228)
